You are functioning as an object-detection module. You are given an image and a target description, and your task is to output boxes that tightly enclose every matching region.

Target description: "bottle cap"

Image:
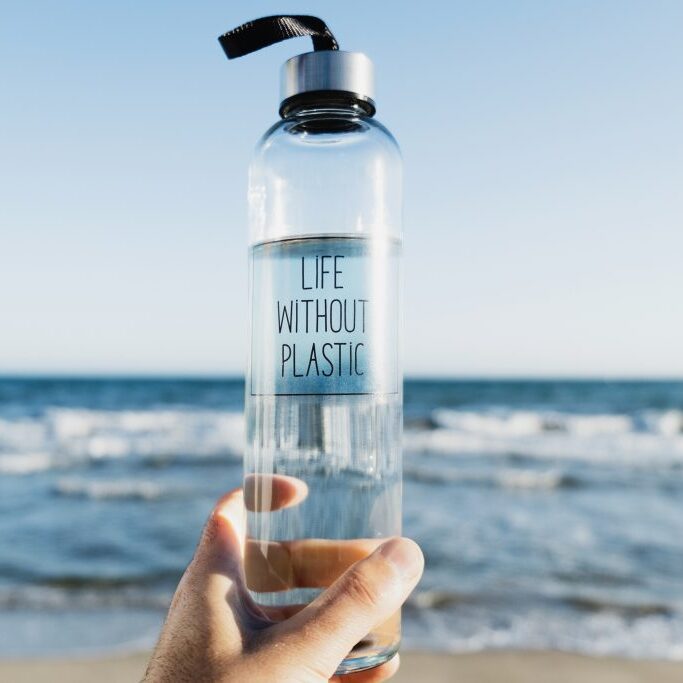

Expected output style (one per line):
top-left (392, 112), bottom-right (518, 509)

top-left (218, 15), bottom-right (376, 118)
top-left (280, 51), bottom-right (375, 117)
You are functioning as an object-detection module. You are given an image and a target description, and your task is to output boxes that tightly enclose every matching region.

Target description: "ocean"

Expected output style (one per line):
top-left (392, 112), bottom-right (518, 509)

top-left (0, 378), bottom-right (681, 660)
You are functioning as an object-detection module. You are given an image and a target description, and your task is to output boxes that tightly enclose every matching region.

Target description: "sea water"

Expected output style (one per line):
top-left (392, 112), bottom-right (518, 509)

top-left (1, 379), bottom-right (683, 660)
top-left (245, 235), bottom-right (402, 672)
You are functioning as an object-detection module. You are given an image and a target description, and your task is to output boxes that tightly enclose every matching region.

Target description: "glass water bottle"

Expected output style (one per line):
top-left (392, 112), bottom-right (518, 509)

top-left (219, 17), bottom-right (403, 674)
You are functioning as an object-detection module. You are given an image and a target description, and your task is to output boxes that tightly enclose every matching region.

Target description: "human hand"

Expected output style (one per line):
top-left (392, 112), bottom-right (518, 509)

top-left (145, 480), bottom-right (423, 682)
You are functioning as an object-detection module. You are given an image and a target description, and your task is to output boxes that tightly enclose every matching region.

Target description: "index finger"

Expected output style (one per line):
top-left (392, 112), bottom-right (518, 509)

top-left (243, 473), bottom-right (309, 512)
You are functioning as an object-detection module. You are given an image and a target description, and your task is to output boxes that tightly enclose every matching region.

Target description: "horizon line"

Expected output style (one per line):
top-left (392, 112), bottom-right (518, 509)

top-left (1, 372), bottom-right (683, 383)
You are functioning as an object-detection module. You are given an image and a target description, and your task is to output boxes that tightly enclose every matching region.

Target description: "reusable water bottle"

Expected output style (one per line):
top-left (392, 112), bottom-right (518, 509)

top-left (219, 16), bottom-right (403, 674)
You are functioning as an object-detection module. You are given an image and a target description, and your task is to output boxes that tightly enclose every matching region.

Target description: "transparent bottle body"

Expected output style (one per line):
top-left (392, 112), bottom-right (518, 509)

top-left (245, 105), bottom-right (402, 673)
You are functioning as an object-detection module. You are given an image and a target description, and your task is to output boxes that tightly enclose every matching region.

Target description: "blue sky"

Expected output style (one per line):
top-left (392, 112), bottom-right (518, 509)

top-left (1, 1), bottom-right (682, 377)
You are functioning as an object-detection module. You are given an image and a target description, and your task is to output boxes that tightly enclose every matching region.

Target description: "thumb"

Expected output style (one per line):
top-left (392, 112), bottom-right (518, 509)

top-left (268, 537), bottom-right (423, 679)
top-left (190, 489), bottom-right (246, 578)
top-left (172, 489), bottom-right (247, 617)
top-left (182, 488), bottom-right (267, 627)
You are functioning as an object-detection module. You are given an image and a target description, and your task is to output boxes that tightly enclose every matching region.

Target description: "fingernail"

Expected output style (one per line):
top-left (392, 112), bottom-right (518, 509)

top-left (378, 538), bottom-right (423, 580)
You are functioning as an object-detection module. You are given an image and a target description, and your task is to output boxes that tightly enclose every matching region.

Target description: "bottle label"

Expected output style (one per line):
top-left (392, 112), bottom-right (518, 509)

top-left (250, 236), bottom-right (399, 396)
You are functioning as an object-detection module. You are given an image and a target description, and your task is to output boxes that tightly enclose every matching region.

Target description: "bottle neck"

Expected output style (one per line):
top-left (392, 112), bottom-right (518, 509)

top-left (280, 91), bottom-right (375, 119)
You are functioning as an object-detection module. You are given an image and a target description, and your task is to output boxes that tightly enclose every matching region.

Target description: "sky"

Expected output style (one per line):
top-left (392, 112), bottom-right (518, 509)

top-left (1, 1), bottom-right (682, 377)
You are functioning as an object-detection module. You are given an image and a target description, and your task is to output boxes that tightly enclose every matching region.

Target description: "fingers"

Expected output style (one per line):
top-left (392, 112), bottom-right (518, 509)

top-left (245, 537), bottom-right (383, 591)
top-left (330, 655), bottom-right (400, 683)
top-left (263, 538), bottom-right (423, 679)
top-left (244, 474), bottom-right (308, 512)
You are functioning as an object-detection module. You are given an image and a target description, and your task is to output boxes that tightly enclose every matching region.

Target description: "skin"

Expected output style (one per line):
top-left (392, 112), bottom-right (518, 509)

top-left (145, 478), bottom-right (423, 682)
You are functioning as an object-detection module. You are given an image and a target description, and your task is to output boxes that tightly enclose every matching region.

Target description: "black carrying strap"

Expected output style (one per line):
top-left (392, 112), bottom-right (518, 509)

top-left (218, 15), bottom-right (338, 60)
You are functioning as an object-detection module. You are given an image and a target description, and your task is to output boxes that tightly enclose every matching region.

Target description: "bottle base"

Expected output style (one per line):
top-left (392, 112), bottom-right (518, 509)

top-left (334, 641), bottom-right (400, 676)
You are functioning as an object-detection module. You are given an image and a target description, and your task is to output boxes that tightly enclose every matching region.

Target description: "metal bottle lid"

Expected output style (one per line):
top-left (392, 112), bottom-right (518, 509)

top-left (279, 50), bottom-right (375, 117)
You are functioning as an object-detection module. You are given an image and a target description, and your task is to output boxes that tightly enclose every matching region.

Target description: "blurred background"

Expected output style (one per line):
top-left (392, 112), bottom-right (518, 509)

top-left (1, 0), bottom-right (682, 670)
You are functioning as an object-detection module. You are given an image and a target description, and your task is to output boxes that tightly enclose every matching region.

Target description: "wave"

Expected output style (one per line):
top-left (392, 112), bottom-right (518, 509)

top-left (404, 408), bottom-right (683, 465)
top-left (407, 589), bottom-right (675, 618)
top-left (403, 609), bottom-right (683, 661)
top-left (6, 582), bottom-right (679, 659)
top-left (52, 477), bottom-right (181, 501)
top-left (403, 590), bottom-right (683, 660)
top-left (3, 405), bottom-right (683, 474)
top-left (0, 584), bottom-right (172, 611)
top-left (0, 408), bottom-right (245, 475)
top-left (430, 407), bottom-right (683, 438)
top-left (0, 452), bottom-right (54, 474)
top-left (562, 595), bottom-right (674, 618)
top-left (408, 590), bottom-right (474, 610)
top-left (432, 408), bottom-right (683, 437)
top-left (404, 465), bottom-right (580, 490)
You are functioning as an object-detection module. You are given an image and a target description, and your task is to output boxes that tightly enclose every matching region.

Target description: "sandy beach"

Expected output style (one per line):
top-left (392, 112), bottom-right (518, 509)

top-left (2, 650), bottom-right (682, 682)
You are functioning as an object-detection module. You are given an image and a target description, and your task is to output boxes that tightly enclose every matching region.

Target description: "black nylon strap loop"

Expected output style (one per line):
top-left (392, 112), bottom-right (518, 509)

top-left (218, 15), bottom-right (338, 60)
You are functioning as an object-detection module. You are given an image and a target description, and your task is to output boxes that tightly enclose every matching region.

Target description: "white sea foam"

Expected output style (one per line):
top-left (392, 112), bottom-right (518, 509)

top-left (403, 604), bottom-right (683, 661)
top-left (433, 409), bottom-right (635, 437)
top-left (0, 418), bottom-right (48, 451)
top-left (0, 584), bottom-right (171, 611)
top-left (404, 408), bottom-right (683, 465)
top-left (0, 452), bottom-right (55, 474)
top-left (53, 477), bottom-right (171, 501)
top-left (3, 405), bottom-right (683, 474)
top-left (404, 465), bottom-right (571, 490)
top-left (47, 407), bottom-right (245, 459)
top-left (496, 468), bottom-right (567, 490)
top-left (642, 409), bottom-right (683, 437)
top-left (0, 408), bottom-right (245, 474)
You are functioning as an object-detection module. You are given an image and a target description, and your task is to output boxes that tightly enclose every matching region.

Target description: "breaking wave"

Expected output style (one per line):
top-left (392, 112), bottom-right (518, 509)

top-left (52, 477), bottom-right (181, 501)
top-left (0, 584), bottom-right (172, 611)
top-left (404, 408), bottom-right (683, 465)
top-left (0, 408), bottom-right (245, 474)
top-left (404, 465), bottom-right (580, 490)
top-left (3, 404), bottom-right (683, 475)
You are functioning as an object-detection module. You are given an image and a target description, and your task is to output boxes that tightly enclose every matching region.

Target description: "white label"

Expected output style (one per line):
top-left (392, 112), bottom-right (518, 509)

top-left (249, 236), bottom-right (399, 396)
